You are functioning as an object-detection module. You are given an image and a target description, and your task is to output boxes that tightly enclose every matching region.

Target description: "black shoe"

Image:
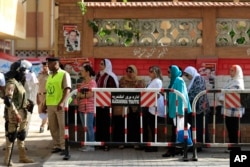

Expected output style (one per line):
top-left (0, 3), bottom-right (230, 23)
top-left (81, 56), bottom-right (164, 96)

top-left (145, 147), bottom-right (158, 152)
top-left (103, 146), bottom-right (109, 151)
top-left (188, 147), bottom-right (202, 152)
top-left (162, 151), bottom-right (175, 157)
top-left (162, 149), bottom-right (183, 157)
top-left (51, 148), bottom-right (62, 153)
top-left (134, 145), bottom-right (144, 150)
top-left (175, 148), bottom-right (184, 155)
top-left (60, 150), bottom-right (66, 155)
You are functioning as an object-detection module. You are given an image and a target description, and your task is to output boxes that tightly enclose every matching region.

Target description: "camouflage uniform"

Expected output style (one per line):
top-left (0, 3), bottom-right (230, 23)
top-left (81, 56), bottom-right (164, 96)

top-left (4, 61), bottom-right (34, 166)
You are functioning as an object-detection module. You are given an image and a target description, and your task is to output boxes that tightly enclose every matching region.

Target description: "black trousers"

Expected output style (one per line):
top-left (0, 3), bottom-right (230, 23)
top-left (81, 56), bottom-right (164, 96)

top-left (95, 107), bottom-right (110, 142)
top-left (225, 116), bottom-right (241, 151)
top-left (112, 115), bottom-right (124, 142)
top-left (226, 116), bottom-right (240, 143)
top-left (112, 111), bottom-right (140, 143)
top-left (143, 108), bottom-right (164, 142)
top-left (187, 112), bottom-right (210, 143)
top-left (127, 111), bottom-right (140, 142)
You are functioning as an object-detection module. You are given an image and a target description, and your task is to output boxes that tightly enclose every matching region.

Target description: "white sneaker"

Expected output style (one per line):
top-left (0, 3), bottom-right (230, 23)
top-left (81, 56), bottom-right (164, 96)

top-left (79, 146), bottom-right (95, 152)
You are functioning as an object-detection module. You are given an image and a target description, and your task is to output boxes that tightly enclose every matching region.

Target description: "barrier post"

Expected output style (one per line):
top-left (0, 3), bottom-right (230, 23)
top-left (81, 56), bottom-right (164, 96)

top-left (63, 89), bottom-right (78, 160)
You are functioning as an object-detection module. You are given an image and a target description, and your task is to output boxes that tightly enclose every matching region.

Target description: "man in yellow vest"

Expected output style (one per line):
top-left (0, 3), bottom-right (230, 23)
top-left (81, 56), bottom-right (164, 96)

top-left (45, 57), bottom-right (71, 155)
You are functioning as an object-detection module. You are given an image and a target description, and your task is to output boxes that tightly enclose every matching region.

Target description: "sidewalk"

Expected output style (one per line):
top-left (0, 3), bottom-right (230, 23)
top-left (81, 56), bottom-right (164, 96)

top-left (0, 104), bottom-right (231, 167)
top-left (43, 147), bottom-right (230, 167)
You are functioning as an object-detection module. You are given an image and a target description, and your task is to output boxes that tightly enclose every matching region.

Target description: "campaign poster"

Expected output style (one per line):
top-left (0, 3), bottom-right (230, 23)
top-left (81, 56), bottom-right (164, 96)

top-left (198, 63), bottom-right (216, 89)
top-left (63, 25), bottom-right (80, 52)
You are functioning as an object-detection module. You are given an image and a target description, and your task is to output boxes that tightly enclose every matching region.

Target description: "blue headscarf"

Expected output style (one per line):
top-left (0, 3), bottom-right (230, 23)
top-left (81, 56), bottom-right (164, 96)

top-left (168, 65), bottom-right (182, 88)
top-left (167, 65), bottom-right (191, 118)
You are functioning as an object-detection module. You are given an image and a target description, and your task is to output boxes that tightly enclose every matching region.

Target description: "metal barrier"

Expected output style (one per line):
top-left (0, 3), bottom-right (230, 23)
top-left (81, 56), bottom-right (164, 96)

top-left (62, 88), bottom-right (190, 161)
top-left (191, 89), bottom-right (250, 161)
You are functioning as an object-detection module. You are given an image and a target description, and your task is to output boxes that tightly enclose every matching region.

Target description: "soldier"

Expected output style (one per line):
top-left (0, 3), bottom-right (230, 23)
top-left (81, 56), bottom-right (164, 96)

top-left (3, 59), bottom-right (34, 166)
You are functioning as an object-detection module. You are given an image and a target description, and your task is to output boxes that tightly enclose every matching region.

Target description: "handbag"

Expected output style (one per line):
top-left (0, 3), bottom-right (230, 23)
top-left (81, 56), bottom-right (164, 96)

top-left (174, 117), bottom-right (193, 146)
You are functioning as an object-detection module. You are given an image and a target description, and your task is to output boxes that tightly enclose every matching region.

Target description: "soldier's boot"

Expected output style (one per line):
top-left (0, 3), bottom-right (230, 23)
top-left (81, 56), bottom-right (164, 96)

top-left (4, 148), bottom-right (13, 166)
top-left (18, 147), bottom-right (34, 163)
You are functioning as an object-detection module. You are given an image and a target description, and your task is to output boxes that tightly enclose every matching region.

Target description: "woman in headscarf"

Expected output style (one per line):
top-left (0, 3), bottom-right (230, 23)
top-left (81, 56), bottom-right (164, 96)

top-left (113, 65), bottom-right (145, 149)
top-left (95, 59), bottom-right (119, 151)
top-left (143, 65), bottom-right (165, 152)
top-left (218, 65), bottom-right (245, 152)
top-left (162, 65), bottom-right (191, 157)
top-left (183, 66), bottom-right (210, 152)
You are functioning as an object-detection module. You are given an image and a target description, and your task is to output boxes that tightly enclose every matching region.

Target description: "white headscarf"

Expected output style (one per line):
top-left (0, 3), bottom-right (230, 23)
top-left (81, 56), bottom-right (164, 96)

top-left (184, 66), bottom-right (200, 92)
top-left (218, 65), bottom-right (244, 102)
top-left (223, 65), bottom-right (244, 90)
top-left (103, 59), bottom-right (119, 88)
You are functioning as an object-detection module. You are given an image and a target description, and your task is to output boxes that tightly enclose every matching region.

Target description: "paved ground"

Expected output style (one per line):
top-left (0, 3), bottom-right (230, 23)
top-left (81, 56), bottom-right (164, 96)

top-left (0, 103), bottom-right (234, 167)
top-left (43, 147), bottom-right (231, 167)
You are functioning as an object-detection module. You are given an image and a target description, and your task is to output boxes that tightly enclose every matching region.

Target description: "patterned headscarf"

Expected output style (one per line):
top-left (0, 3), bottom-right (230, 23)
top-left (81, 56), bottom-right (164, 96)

top-left (184, 66), bottom-right (200, 92)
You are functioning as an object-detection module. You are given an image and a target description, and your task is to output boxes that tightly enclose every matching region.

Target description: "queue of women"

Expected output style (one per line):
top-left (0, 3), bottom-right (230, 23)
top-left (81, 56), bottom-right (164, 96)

top-left (77, 59), bottom-right (245, 157)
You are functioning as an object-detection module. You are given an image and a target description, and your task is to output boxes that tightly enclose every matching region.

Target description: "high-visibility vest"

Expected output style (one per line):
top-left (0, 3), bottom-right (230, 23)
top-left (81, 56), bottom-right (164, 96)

top-left (46, 70), bottom-right (65, 105)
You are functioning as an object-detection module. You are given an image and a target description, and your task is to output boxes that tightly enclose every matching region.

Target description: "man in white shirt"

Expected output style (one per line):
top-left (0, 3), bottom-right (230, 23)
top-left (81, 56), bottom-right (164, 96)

top-left (24, 68), bottom-right (39, 136)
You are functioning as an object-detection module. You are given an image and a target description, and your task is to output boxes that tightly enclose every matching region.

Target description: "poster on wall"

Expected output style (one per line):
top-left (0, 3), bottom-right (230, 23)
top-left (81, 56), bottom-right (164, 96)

top-left (63, 25), bottom-right (80, 52)
top-left (198, 63), bottom-right (216, 89)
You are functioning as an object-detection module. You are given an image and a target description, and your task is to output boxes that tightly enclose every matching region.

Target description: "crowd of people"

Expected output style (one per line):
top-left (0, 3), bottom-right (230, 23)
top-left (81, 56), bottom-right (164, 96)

top-left (0, 57), bottom-right (246, 166)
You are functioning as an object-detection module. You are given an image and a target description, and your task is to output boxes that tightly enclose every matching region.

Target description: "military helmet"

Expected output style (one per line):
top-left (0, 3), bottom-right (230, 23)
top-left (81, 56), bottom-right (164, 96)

top-left (10, 59), bottom-right (32, 72)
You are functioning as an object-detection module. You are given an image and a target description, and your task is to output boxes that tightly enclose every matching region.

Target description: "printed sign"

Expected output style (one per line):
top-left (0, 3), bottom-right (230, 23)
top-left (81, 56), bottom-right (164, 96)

top-left (111, 92), bottom-right (140, 106)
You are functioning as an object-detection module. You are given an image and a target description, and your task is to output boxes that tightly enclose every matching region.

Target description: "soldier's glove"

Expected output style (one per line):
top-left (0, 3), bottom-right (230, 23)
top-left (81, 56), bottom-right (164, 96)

top-left (3, 96), bottom-right (12, 107)
top-left (26, 99), bottom-right (34, 114)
